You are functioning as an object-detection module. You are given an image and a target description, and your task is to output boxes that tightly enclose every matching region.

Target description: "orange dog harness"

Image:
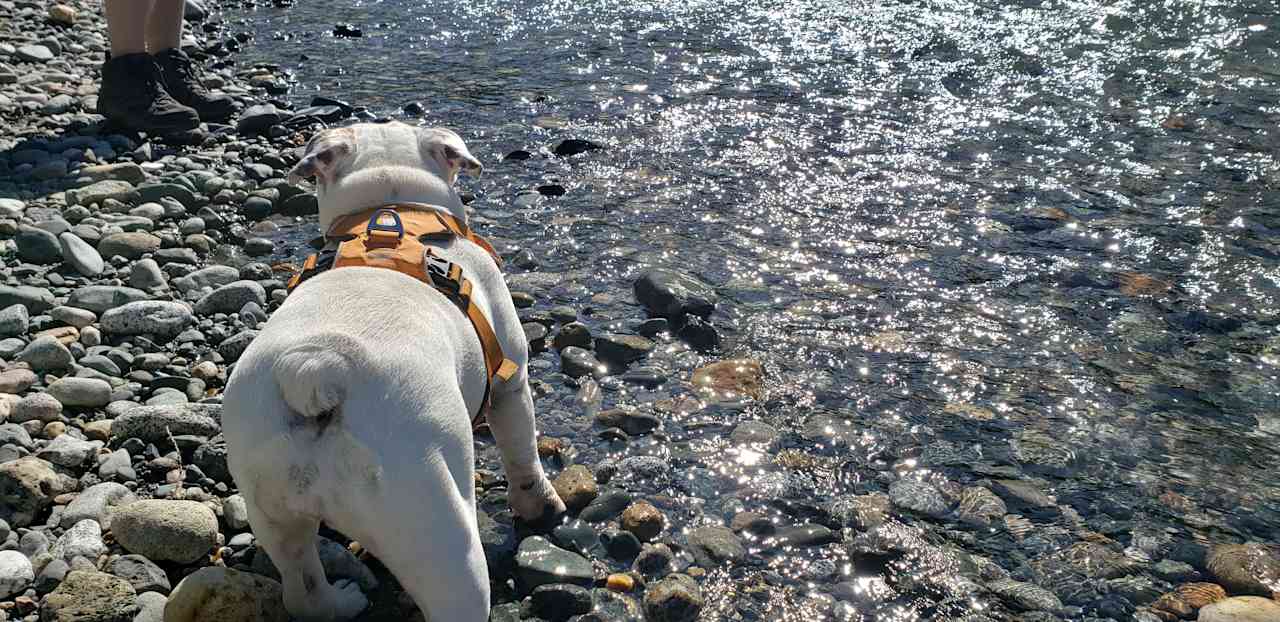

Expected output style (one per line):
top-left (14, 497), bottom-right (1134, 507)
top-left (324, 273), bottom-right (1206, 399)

top-left (287, 205), bottom-right (518, 422)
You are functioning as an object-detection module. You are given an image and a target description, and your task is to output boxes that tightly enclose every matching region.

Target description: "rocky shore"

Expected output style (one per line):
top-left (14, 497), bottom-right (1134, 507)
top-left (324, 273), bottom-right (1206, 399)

top-left (1, 0), bottom-right (1279, 621)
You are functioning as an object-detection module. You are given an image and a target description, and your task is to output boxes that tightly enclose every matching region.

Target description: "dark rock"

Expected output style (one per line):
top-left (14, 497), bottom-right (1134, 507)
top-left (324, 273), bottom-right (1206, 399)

top-left (551, 520), bottom-right (602, 558)
top-left (637, 317), bottom-right (669, 337)
top-left (677, 316), bottom-right (719, 351)
top-left (685, 526), bottom-right (745, 568)
top-left (523, 322), bottom-right (549, 354)
top-left (643, 574), bottom-right (704, 622)
top-left (602, 528), bottom-right (642, 561)
top-left (402, 101), bottom-right (425, 115)
top-left (553, 139), bottom-right (604, 158)
top-left (530, 583), bottom-right (592, 621)
top-left (553, 322), bottom-right (592, 350)
top-left (594, 409), bottom-right (660, 436)
top-left (593, 334), bottom-right (654, 368)
top-left (280, 192), bottom-right (318, 216)
top-left (107, 554), bottom-right (170, 594)
top-left (560, 347), bottom-right (605, 379)
top-left (333, 23), bottom-right (363, 37)
top-left (504, 150), bottom-right (533, 161)
top-left (16, 226), bottom-right (62, 264)
top-left (579, 490), bottom-right (632, 523)
top-left (515, 537), bottom-right (593, 591)
top-left (765, 524), bottom-right (838, 548)
top-left (236, 104), bottom-right (284, 135)
top-left (634, 270), bottom-right (717, 319)
top-left (478, 511), bottom-right (517, 579)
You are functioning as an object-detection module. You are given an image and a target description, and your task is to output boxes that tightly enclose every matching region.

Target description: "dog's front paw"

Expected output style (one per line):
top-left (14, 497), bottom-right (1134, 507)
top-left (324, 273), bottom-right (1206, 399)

top-left (330, 579), bottom-right (369, 621)
top-left (509, 475), bottom-right (566, 524)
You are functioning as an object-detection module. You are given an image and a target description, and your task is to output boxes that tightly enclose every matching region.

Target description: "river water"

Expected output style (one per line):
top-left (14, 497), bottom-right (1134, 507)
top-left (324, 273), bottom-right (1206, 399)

top-left (217, 0), bottom-right (1280, 619)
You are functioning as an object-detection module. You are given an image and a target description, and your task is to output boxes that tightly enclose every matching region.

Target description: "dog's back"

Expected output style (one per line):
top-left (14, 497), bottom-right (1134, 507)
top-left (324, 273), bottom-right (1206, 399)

top-left (222, 266), bottom-right (490, 621)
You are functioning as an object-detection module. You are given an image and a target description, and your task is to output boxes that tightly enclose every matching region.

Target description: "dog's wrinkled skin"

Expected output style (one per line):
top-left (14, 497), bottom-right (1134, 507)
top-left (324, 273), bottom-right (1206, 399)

top-left (222, 122), bottom-right (565, 622)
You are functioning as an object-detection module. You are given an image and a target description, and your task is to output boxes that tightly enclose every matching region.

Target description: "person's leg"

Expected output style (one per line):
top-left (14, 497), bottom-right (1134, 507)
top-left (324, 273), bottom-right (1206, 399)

top-left (104, 0), bottom-right (154, 56)
top-left (145, 0), bottom-right (185, 53)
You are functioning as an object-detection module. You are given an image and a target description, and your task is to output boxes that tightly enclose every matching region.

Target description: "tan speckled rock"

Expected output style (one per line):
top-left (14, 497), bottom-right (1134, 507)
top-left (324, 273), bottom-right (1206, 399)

top-left (165, 567), bottom-right (288, 622)
top-left (111, 500), bottom-right (218, 563)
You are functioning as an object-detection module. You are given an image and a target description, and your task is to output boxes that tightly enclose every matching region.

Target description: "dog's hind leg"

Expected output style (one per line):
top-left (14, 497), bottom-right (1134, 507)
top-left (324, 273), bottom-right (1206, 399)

top-left (486, 382), bottom-right (566, 521)
top-left (246, 506), bottom-right (368, 622)
top-left (366, 458), bottom-right (490, 622)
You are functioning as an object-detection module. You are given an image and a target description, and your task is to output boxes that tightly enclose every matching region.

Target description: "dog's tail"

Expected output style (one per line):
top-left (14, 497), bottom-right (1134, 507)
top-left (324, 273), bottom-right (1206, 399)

top-left (273, 340), bottom-right (355, 418)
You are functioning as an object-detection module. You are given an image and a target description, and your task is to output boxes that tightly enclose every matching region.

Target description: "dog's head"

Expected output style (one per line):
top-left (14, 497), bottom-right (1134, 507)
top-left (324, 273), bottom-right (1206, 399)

top-left (287, 122), bottom-right (483, 230)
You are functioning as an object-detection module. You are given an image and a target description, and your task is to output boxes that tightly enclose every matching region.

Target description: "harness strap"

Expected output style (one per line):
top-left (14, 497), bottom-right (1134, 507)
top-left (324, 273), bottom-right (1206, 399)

top-left (286, 205), bottom-right (516, 425)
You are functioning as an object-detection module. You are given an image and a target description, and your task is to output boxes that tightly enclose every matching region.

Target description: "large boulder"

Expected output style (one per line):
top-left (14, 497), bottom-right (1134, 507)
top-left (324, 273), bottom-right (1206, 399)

top-left (164, 567), bottom-right (288, 622)
top-left (112, 500), bottom-right (218, 564)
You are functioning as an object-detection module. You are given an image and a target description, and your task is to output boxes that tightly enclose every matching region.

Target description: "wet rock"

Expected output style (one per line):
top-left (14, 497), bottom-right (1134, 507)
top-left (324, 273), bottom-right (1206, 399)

top-left (47, 377), bottom-right (113, 408)
top-left (17, 225), bottom-right (62, 263)
top-left (112, 500), bottom-right (218, 564)
top-left (990, 479), bottom-right (1055, 509)
top-left (1013, 429), bottom-right (1076, 474)
top-left (62, 482), bottom-right (135, 529)
top-left (41, 570), bottom-right (139, 622)
top-left (594, 334), bottom-right (654, 368)
top-left (530, 583), bottom-right (593, 620)
top-left (560, 346), bottom-right (606, 379)
top-left (59, 233), bottom-right (104, 276)
top-left (1197, 596), bottom-right (1280, 622)
top-left (0, 453), bottom-right (77, 524)
top-left (553, 322), bottom-right (592, 350)
top-left (888, 478), bottom-right (951, 518)
top-left (729, 420), bottom-right (778, 445)
top-left (478, 511), bottom-right (517, 577)
top-left (100, 301), bottom-right (194, 338)
top-left (1206, 543), bottom-right (1280, 597)
top-left (280, 192), bottom-right (318, 216)
top-left (110, 403), bottom-right (221, 443)
top-left (553, 139), bottom-right (604, 157)
top-left (595, 409), bottom-right (660, 436)
top-left (677, 315), bottom-right (720, 351)
top-left (685, 526), bottom-right (745, 568)
top-left (552, 520), bottom-right (602, 558)
top-left (1151, 582), bottom-right (1227, 619)
top-left (515, 536), bottom-right (594, 590)
top-left (634, 543), bottom-right (676, 579)
top-left (1152, 559), bottom-right (1198, 582)
top-left (580, 490), bottom-right (632, 522)
top-left (621, 501), bottom-right (664, 542)
top-left (643, 573), bottom-right (704, 622)
top-left (691, 359), bottom-right (764, 401)
top-left (164, 567), bottom-right (288, 622)
top-left (553, 464), bottom-right (599, 513)
top-left (634, 269), bottom-right (717, 319)
top-left (0, 550), bottom-right (33, 599)
top-left (957, 486), bottom-right (1007, 527)
top-left (599, 527), bottom-right (640, 560)
top-left (767, 524), bottom-right (838, 548)
top-left (987, 578), bottom-right (1062, 612)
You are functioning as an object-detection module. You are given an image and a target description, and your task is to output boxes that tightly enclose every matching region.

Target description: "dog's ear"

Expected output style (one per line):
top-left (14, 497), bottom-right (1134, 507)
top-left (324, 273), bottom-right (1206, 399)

top-left (418, 127), bottom-right (482, 183)
top-left (288, 127), bottom-right (356, 186)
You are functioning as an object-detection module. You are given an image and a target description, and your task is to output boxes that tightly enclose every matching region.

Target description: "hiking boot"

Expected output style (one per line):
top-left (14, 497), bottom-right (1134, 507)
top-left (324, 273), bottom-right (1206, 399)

top-left (98, 52), bottom-right (200, 133)
top-left (155, 48), bottom-right (238, 122)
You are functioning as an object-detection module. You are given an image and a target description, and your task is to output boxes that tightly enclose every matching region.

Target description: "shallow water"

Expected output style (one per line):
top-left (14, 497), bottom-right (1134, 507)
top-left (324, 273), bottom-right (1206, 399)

top-left (219, 0), bottom-right (1280, 618)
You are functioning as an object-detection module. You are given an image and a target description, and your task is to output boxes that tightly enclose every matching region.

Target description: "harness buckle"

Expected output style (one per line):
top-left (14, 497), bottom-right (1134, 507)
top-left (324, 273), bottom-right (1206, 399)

top-left (365, 209), bottom-right (404, 249)
top-left (424, 252), bottom-right (463, 298)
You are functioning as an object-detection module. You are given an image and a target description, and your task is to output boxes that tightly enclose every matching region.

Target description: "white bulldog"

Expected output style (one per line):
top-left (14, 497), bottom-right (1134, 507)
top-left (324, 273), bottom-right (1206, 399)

top-left (221, 122), bottom-right (566, 622)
